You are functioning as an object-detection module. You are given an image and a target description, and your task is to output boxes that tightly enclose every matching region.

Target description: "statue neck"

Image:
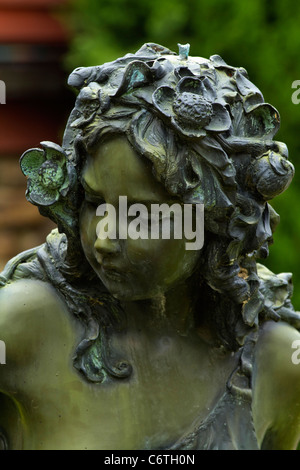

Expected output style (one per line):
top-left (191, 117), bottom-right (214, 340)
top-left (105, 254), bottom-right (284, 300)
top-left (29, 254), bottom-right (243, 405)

top-left (122, 277), bottom-right (199, 338)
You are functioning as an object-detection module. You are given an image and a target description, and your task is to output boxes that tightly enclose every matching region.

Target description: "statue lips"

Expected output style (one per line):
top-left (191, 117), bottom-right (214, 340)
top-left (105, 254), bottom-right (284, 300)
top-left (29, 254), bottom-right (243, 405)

top-left (101, 268), bottom-right (124, 282)
top-left (96, 258), bottom-right (131, 282)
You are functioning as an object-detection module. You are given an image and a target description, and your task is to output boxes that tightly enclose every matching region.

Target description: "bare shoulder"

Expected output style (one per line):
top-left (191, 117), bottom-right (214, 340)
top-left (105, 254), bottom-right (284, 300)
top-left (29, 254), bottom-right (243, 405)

top-left (0, 277), bottom-right (65, 305)
top-left (0, 278), bottom-right (69, 324)
top-left (252, 321), bottom-right (300, 449)
top-left (0, 279), bottom-right (78, 364)
top-left (255, 320), bottom-right (300, 380)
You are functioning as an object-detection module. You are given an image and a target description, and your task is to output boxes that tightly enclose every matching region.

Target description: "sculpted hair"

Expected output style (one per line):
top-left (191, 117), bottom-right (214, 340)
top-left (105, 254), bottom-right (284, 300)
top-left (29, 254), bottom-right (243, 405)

top-left (65, 43), bottom-right (296, 350)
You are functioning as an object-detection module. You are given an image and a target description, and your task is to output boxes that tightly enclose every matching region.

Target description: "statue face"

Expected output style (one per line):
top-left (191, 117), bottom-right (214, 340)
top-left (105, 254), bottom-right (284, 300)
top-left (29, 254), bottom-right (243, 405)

top-left (79, 136), bottom-right (201, 300)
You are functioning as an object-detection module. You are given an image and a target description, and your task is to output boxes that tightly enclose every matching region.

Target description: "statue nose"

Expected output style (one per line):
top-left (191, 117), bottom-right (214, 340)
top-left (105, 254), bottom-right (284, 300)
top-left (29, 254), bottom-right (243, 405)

top-left (94, 234), bottom-right (121, 255)
top-left (94, 206), bottom-right (121, 254)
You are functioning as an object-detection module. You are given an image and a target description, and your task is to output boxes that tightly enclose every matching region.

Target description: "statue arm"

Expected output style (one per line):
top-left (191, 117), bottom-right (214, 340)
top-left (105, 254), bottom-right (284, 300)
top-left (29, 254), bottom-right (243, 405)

top-left (0, 278), bottom-right (77, 390)
top-left (0, 279), bottom-right (38, 448)
top-left (0, 278), bottom-right (44, 386)
top-left (0, 278), bottom-right (79, 449)
top-left (253, 321), bottom-right (300, 450)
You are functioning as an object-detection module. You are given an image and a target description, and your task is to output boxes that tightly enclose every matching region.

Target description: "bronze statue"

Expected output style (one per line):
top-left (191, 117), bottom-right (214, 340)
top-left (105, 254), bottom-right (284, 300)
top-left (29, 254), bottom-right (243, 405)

top-left (0, 43), bottom-right (299, 450)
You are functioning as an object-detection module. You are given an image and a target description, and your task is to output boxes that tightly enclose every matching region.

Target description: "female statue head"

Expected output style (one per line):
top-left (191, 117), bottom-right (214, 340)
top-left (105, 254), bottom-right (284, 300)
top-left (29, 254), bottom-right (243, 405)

top-left (16, 43), bottom-right (297, 381)
top-left (79, 134), bottom-right (203, 302)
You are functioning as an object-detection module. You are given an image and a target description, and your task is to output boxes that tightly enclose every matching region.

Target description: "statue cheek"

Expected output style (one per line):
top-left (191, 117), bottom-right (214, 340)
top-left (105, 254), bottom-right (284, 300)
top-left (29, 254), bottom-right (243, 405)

top-left (79, 203), bottom-right (98, 250)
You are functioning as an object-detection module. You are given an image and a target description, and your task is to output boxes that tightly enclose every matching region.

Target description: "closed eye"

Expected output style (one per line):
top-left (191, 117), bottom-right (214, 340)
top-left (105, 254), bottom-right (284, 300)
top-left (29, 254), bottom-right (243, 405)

top-left (85, 192), bottom-right (106, 206)
top-left (81, 177), bottom-right (106, 205)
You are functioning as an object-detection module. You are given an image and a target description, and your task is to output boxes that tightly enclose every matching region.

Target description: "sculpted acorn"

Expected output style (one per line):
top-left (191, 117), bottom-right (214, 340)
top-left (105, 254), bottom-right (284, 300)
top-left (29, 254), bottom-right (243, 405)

top-left (247, 149), bottom-right (295, 200)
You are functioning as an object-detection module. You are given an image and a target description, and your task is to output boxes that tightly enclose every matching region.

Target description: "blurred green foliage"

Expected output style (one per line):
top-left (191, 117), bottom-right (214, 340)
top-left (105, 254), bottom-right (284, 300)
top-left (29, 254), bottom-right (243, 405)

top-left (65, 0), bottom-right (300, 309)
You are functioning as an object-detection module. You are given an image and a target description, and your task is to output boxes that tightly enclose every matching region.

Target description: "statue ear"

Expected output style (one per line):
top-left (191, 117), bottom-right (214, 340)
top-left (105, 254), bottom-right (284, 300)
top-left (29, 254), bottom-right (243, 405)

top-left (114, 61), bottom-right (153, 97)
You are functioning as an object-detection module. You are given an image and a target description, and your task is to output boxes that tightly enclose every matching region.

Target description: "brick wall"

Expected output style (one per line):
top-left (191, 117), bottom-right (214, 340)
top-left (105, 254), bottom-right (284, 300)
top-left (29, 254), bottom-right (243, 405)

top-left (0, 0), bottom-right (73, 270)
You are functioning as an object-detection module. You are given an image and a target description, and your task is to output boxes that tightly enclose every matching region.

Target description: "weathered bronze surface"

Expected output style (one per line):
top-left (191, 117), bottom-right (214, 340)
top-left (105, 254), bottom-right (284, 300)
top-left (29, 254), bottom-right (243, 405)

top-left (0, 43), bottom-right (300, 450)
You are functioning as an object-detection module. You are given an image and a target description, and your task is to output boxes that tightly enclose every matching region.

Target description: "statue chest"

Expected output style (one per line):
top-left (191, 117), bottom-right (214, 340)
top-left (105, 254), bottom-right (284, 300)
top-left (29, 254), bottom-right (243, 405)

top-left (6, 324), bottom-right (236, 450)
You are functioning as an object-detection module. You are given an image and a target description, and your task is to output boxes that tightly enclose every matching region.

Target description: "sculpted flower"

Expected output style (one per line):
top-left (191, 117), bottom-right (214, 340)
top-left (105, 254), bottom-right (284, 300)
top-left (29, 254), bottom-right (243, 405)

top-left (20, 141), bottom-right (70, 206)
top-left (152, 76), bottom-right (231, 138)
